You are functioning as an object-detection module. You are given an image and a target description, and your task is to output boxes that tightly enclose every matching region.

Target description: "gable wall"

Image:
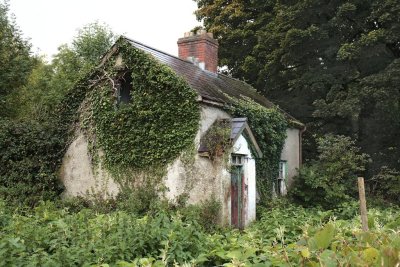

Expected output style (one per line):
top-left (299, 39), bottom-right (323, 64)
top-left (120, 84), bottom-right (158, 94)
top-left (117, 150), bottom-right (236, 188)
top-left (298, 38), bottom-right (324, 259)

top-left (164, 104), bottom-right (232, 224)
top-left (280, 128), bottom-right (301, 188)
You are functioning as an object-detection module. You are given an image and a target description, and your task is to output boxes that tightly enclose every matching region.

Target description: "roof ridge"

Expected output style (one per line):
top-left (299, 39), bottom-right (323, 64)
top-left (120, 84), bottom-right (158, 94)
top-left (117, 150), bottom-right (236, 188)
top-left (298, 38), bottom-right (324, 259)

top-left (121, 35), bottom-right (197, 67)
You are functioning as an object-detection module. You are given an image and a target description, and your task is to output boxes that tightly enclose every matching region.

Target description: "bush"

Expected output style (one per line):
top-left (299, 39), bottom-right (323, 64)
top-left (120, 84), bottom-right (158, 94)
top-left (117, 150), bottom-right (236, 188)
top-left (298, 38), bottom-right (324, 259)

top-left (1, 199), bottom-right (399, 266)
top-left (289, 135), bottom-right (369, 208)
top-left (368, 166), bottom-right (400, 204)
top-left (0, 119), bottom-right (64, 206)
top-left (180, 196), bottom-right (221, 232)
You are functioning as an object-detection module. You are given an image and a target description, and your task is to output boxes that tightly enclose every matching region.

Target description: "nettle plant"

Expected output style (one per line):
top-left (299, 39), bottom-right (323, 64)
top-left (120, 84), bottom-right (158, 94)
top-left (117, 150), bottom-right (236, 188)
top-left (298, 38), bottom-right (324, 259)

top-left (80, 39), bottom-right (200, 186)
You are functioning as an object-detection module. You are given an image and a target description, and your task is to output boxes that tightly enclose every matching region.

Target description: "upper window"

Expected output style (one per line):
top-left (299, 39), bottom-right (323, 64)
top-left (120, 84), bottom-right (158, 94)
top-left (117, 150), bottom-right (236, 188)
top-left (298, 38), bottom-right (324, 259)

top-left (117, 72), bottom-right (132, 105)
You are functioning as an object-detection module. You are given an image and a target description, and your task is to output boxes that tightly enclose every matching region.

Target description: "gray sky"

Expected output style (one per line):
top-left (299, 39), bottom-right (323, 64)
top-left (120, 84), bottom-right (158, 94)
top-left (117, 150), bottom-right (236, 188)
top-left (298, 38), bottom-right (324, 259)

top-left (8, 0), bottom-right (200, 59)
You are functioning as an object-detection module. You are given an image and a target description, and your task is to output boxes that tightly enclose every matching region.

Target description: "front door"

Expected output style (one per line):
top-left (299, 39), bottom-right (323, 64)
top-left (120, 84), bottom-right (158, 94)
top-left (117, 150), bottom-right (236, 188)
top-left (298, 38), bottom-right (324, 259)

top-left (231, 159), bottom-right (245, 229)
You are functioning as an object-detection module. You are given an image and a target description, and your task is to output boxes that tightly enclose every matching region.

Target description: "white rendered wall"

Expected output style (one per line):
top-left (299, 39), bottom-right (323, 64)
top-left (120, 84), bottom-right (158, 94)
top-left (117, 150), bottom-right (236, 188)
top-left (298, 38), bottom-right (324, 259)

top-left (59, 132), bottom-right (119, 198)
top-left (280, 128), bottom-right (301, 188)
top-left (60, 103), bottom-right (265, 227)
top-left (164, 104), bottom-right (232, 224)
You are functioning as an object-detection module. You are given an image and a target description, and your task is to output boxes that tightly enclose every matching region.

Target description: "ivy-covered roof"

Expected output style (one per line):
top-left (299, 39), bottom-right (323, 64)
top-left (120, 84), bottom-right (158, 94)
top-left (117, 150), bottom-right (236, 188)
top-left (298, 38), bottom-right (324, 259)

top-left (112, 36), bottom-right (304, 129)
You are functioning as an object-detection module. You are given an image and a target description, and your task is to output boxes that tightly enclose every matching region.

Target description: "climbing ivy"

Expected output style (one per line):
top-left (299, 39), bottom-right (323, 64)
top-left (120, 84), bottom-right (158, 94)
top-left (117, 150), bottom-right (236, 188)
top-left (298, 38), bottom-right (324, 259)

top-left (0, 37), bottom-right (200, 205)
top-left (226, 97), bottom-right (288, 199)
top-left (201, 119), bottom-right (231, 162)
top-left (84, 39), bottom-right (200, 179)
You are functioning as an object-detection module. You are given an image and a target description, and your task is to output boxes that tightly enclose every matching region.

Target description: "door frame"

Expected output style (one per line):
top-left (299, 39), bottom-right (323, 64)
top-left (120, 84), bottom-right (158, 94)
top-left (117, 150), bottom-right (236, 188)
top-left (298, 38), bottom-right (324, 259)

top-left (231, 154), bottom-right (246, 229)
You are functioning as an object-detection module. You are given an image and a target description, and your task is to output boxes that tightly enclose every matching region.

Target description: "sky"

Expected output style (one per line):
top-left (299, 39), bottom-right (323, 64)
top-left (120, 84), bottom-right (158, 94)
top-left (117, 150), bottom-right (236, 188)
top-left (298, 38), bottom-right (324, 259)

top-left (8, 0), bottom-right (201, 59)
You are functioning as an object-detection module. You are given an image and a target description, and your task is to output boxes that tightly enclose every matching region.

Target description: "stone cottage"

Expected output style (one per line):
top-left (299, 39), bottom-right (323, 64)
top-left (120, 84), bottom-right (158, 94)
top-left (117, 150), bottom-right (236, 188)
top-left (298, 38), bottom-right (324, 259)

top-left (60, 30), bottom-right (305, 228)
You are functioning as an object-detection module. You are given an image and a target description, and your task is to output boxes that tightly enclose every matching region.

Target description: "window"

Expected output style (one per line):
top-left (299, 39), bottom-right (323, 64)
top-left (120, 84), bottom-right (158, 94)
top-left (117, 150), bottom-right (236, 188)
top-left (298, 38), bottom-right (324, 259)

top-left (231, 154), bottom-right (244, 166)
top-left (277, 161), bottom-right (288, 196)
top-left (117, 72), bottom-right (132, 105)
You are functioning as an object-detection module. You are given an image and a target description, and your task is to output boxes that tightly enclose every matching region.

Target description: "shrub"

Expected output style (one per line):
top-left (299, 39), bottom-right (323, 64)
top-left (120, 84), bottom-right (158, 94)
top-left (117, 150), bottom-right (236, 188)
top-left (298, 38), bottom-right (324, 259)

top-left (289, 135), bottom-right (369, 208)
top-left (181, 196), bottom-right (221, 232)
top-left (0, 119), bottom-right (64, 206)
top-left (368, 166), bottom-right (400, 204)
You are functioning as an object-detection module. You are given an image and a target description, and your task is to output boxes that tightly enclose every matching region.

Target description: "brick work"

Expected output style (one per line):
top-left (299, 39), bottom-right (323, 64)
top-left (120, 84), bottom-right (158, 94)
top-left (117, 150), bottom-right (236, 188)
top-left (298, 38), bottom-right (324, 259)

top-left (177, 32), bottom-right (219, 73)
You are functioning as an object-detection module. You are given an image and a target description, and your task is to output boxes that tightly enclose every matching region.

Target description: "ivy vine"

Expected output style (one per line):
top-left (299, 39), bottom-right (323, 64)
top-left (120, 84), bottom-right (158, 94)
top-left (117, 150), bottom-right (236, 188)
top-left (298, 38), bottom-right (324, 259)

top-left (83, 39), bottom-right (200, 179)
top-left (226, 97), bottom-right (288, 199)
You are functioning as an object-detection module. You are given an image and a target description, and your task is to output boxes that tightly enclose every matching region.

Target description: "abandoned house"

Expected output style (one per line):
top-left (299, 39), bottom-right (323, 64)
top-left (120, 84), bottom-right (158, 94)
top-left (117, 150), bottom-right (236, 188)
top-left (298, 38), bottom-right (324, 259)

top-left (60, 30), bottom-right (305, 228)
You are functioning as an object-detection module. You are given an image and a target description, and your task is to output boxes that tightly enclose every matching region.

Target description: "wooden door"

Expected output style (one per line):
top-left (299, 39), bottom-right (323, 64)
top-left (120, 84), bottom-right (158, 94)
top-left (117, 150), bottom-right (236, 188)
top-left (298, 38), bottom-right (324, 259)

top-left (231, 165), bottom-right (245, 229)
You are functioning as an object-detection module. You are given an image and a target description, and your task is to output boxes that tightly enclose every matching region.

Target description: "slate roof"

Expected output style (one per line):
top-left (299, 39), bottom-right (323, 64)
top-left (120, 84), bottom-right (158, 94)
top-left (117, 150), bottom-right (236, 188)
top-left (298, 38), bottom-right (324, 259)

top-left (231, 118), bottom-right (248, 140)
top-left (114, 36), bottom-right (304, 128)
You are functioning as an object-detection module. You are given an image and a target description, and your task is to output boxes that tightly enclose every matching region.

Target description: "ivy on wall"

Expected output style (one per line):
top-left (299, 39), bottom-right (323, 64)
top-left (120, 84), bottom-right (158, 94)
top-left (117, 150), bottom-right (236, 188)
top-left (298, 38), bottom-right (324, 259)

top-left (84, 39), bottom-right (200, 178)
top-left (226, 97), bottom-right (288, 199)
top-left (0, 38), bottom-right (200, 206)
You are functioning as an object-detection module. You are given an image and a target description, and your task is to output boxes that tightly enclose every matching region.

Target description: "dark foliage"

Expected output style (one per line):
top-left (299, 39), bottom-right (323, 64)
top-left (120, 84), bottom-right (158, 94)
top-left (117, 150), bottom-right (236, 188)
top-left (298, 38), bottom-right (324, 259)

top-left (0, 120), bottom-right (64, 206)
top-left (195, 0), bottom-right (400, 181)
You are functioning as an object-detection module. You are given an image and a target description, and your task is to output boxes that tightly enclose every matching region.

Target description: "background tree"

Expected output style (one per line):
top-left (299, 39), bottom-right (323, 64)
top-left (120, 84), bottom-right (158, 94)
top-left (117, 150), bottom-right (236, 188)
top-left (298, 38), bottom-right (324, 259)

top-left (289, 135), bottom-right (369, 208)
top-left (0, 20), bottom-right (116, 206)
top-left (0, 0), bottom-right (34, 117)
top-left (195, 0), bottom-right (400, 180)
top-left (13, 22), bottom-right (116, 121)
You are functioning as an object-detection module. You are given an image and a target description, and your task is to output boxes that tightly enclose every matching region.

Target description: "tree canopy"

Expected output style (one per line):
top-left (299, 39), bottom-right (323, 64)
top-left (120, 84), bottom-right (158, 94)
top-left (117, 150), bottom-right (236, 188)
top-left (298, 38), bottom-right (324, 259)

top-left (0, 1), bottom-right (34, 117)
top-left (12, 22), bottom-right (116, 121)
top-left (0, 19), bottom-right (116, 205)
top-left (195, 0), bottom-right (400, 176)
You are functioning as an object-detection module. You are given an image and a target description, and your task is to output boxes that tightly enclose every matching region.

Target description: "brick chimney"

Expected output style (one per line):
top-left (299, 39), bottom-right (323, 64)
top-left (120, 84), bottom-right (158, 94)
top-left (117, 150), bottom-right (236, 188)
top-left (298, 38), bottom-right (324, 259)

top-left (178, 30), bottom-right (219, 73)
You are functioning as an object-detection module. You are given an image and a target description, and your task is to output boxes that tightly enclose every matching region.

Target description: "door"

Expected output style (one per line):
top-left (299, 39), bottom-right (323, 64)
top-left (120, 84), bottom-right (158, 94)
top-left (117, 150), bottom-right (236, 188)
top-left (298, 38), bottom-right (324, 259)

top-left (231, 165), bottom-right (245, 229)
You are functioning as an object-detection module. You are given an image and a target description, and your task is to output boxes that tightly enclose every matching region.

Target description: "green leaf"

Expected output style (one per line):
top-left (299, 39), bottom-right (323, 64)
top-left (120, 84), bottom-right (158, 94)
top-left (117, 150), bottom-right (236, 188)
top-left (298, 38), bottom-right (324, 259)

top-left (319, 250), bottom-right (337, 267)
top-left (308, 223), bottom-right (335, 250)
top-left (362, 247), bottom-right (379, 264)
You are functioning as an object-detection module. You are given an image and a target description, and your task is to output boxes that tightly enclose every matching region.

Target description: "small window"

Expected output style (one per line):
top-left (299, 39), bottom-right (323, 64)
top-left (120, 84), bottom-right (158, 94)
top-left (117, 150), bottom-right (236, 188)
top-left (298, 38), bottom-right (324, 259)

top-left (277, 161), bottom-right (288, 195)
top-left (117, 72), bottom-right (132, 105)
top-left (231, 154), bottom-right (244, 166)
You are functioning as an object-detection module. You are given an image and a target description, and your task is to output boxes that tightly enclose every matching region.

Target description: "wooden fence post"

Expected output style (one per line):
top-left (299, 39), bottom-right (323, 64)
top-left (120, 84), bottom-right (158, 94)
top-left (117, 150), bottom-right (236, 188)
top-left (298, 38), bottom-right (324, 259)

top-left (357, 177), bottom-right (369, 231)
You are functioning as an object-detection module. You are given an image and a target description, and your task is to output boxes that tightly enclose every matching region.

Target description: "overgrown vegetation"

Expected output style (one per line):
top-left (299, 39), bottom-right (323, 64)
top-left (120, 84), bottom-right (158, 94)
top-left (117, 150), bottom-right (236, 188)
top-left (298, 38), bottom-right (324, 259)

top-left (0, 120), bottom-right (64, 206)
top-left (200, 119), bottom-right (231, 161)
top-left (0, 12), bottom-right (117, 206)
top-left (290, 135), bottom-right (370, 208)
top-left (1, 199), bottom-right (398, 266)
top-left (1, 2), bottom-right (399, 266)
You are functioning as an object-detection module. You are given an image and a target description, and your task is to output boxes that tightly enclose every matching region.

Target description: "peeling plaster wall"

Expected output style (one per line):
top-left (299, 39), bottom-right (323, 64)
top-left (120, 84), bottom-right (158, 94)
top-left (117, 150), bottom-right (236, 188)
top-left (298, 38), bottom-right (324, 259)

top-left (280, 128), bottom-right (301, 188)
top-left (164, 104), bottom-right (232, 225)
top-left (59, 132), bottom-right (119, 198)
top-left (60, 103), bottom-right (297, 228)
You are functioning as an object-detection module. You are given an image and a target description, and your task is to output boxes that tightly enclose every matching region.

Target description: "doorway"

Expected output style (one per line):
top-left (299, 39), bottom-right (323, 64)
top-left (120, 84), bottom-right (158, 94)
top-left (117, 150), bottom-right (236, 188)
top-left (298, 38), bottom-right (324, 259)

top-left (231, 154), bottom-right (246, 229)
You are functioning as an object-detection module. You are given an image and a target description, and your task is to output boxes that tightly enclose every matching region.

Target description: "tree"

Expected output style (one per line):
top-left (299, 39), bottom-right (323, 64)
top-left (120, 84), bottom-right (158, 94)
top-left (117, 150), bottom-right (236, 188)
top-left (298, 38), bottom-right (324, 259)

top-left (0, 0), bottom-right (34, 117)
top-left (194, 0), bottom-right (400, 175)
top-left (0, 22), bottom-right (117, 205)
top-left (72, 21), bottom-right (116, 67)
top-left (13, 22), bottom-right (116, 121)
